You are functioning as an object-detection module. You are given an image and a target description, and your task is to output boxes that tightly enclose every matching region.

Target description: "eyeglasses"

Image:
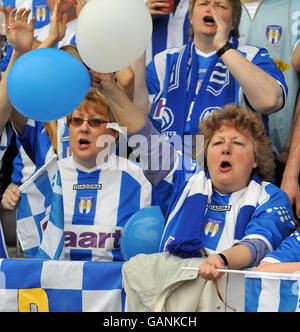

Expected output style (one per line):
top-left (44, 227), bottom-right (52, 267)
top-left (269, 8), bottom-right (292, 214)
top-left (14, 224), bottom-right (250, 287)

top-left (68, 116), bottom-right (108, 128)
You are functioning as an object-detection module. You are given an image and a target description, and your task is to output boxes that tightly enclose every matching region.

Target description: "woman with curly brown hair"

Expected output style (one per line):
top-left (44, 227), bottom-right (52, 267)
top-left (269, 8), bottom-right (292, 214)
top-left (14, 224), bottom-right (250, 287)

top-left (198, 103), bottom-right (275, 184)
top-left (91, 72), bottom-right (295, 310)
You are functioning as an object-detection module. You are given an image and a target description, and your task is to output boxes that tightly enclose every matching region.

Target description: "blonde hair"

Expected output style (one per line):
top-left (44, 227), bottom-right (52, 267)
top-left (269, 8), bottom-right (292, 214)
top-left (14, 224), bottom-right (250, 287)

top-left (66, 87), bottom-right (116, 124)
top-left (59, 44), bottom-right (84, 63)
top-left (188, 0), bottom-right (242, 40)
top-left (45, 89), bottom-right (116, 152)
top-left (196, 104), bottom-right (275, 182)
top-left (45, 45), bottom-right (85, 152)
top-left (44, 121), bottom-right (58, 152)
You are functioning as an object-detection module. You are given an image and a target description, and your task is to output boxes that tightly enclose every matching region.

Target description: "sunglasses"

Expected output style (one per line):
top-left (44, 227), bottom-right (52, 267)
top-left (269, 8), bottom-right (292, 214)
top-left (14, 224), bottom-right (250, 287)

top-left (68, 116), bottom-right (108, 128)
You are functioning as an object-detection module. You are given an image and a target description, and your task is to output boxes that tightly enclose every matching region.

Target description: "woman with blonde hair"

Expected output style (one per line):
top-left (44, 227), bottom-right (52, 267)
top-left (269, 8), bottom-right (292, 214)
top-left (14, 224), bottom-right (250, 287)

top-left (35, 87), bottom-right (157, 261)
top-left (0, 6), bottom-right (134, 210)
top-left (0, 7), bottom-right (137, 260)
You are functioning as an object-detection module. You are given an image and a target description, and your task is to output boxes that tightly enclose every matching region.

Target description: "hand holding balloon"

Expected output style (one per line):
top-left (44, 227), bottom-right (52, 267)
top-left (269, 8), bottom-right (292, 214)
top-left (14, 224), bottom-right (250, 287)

top-left (90, 71), bottom-right (116, 94)
top-left (91, 67), bottom-right (135, 101)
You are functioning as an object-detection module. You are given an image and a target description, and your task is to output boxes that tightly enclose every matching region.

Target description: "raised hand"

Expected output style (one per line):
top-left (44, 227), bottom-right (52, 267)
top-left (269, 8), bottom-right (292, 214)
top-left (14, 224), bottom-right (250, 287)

top-left (5, 7), bottom-right (35, 54)
top-left (0, 4), bottom-right (9, 35)
top-left (41, 0), bottom-right (68, 48)
top-left (70, 0), bottom-right (87, 18)
top-left (90, 69), bottom-right (135, 101)
top-left (210, 6), bottom-right (231, 51)
top-left (90, 71), bottom-right (117, 95)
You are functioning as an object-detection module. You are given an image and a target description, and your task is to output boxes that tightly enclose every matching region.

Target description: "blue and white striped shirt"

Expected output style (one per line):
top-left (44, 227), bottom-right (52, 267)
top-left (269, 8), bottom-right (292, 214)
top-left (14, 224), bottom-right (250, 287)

top-left (263, 230), bottom-right (300, 263)
top-left (37, 155), bottom-right (159, 262)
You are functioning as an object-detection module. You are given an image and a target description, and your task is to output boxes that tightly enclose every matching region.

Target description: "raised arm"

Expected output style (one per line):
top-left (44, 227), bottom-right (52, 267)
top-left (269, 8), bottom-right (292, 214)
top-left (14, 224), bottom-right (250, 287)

top-left (210, 6), bottom-right (284, 115)
top-left (0, 6), bottom-right (13, 132)
top-left (37, 0), bottom-right (68, 49)
top-left (90, 71), bottom-right (146, 133)
top-left (70, 0), bottom-right (86, 18)
top-left (131, 52), bottom-right (152, 115)
top-left (0, 6), bottom-right (35, 135)
top-left (114, 67), bottom-right (135, 102)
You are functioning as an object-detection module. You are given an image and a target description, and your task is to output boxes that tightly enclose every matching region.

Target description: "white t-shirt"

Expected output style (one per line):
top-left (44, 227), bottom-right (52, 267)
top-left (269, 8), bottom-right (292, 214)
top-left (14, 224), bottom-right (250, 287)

top-left (244, 1), bottom-right (262, 19)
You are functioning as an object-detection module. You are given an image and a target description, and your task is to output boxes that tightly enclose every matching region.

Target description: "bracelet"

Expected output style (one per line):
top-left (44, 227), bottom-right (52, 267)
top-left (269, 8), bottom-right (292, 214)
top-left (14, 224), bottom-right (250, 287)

top-left (216, 41), bottom-right (233, 57)
top-left (218, 253), bottom-right (229, 267)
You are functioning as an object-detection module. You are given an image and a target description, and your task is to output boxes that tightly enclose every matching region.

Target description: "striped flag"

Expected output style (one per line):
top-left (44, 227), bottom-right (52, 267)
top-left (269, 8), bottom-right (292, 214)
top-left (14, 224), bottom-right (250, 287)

top-left (16, 156), bottom-right (57, 258)
top-left (1, 258), bottom-right (300, 312)
top-left (0, 122), bottom-right (13, 258)
top-left (245, 272), bottom-right (300, 312)
top-left (0, 258), bottom-right (125, 312)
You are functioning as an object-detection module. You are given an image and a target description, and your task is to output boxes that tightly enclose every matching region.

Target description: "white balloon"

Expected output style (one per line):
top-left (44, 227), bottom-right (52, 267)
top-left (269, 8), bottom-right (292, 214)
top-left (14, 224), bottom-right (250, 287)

top-left (76, 0), bottom-right (153, 73)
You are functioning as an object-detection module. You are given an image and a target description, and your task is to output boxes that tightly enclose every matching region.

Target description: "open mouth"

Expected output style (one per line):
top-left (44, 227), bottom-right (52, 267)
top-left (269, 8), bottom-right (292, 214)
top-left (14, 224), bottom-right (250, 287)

top-left (203, 16), bottom-right (215, 24)
top-left (220, 161), bottom-right (232, 170)
top-left (79, 138), bottom-right (90, 147)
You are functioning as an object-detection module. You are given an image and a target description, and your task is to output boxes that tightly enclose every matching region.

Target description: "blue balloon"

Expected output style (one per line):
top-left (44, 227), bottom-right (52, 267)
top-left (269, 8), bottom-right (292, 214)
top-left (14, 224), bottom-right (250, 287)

top-left (7, 48), bottom-right (91, 122)
top-left (120, 206), bottom-right (165, 261)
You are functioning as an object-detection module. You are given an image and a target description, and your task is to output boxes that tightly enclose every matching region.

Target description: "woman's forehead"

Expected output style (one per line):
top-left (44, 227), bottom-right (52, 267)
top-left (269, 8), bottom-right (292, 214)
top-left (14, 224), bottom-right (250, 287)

top-left (195, 0), bottom-right (231, 5)
top-left (212, 125), bottom-right (251, 138)
top-left (73, 104), bottom-right (108, 118)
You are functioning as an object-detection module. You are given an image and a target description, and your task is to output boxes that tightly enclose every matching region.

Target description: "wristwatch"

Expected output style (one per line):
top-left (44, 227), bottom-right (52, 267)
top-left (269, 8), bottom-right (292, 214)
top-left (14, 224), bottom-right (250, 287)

top-left (217, 41), bottom-right (233, 57)
top-left (218, 253), bottom-right (229, 267)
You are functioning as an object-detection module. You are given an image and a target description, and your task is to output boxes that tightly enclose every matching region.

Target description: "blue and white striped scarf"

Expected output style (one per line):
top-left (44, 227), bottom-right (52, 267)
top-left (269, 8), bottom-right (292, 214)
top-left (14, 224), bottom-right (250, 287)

top-left (162, 171), bottom-right (263, 258)
top-left (159, 36), bottom-right (239, 138)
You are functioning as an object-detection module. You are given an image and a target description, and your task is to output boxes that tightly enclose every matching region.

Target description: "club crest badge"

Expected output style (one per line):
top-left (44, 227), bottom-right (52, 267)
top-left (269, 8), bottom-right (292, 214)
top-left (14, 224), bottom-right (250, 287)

top-left (266, 25), bottom-right (283, 44)
top-left (204, 218), bottom-right (223, 238)
top-left (32, 3), bottom-right (50, 29)
top-left (77, 195), bottom-right (94, 215)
